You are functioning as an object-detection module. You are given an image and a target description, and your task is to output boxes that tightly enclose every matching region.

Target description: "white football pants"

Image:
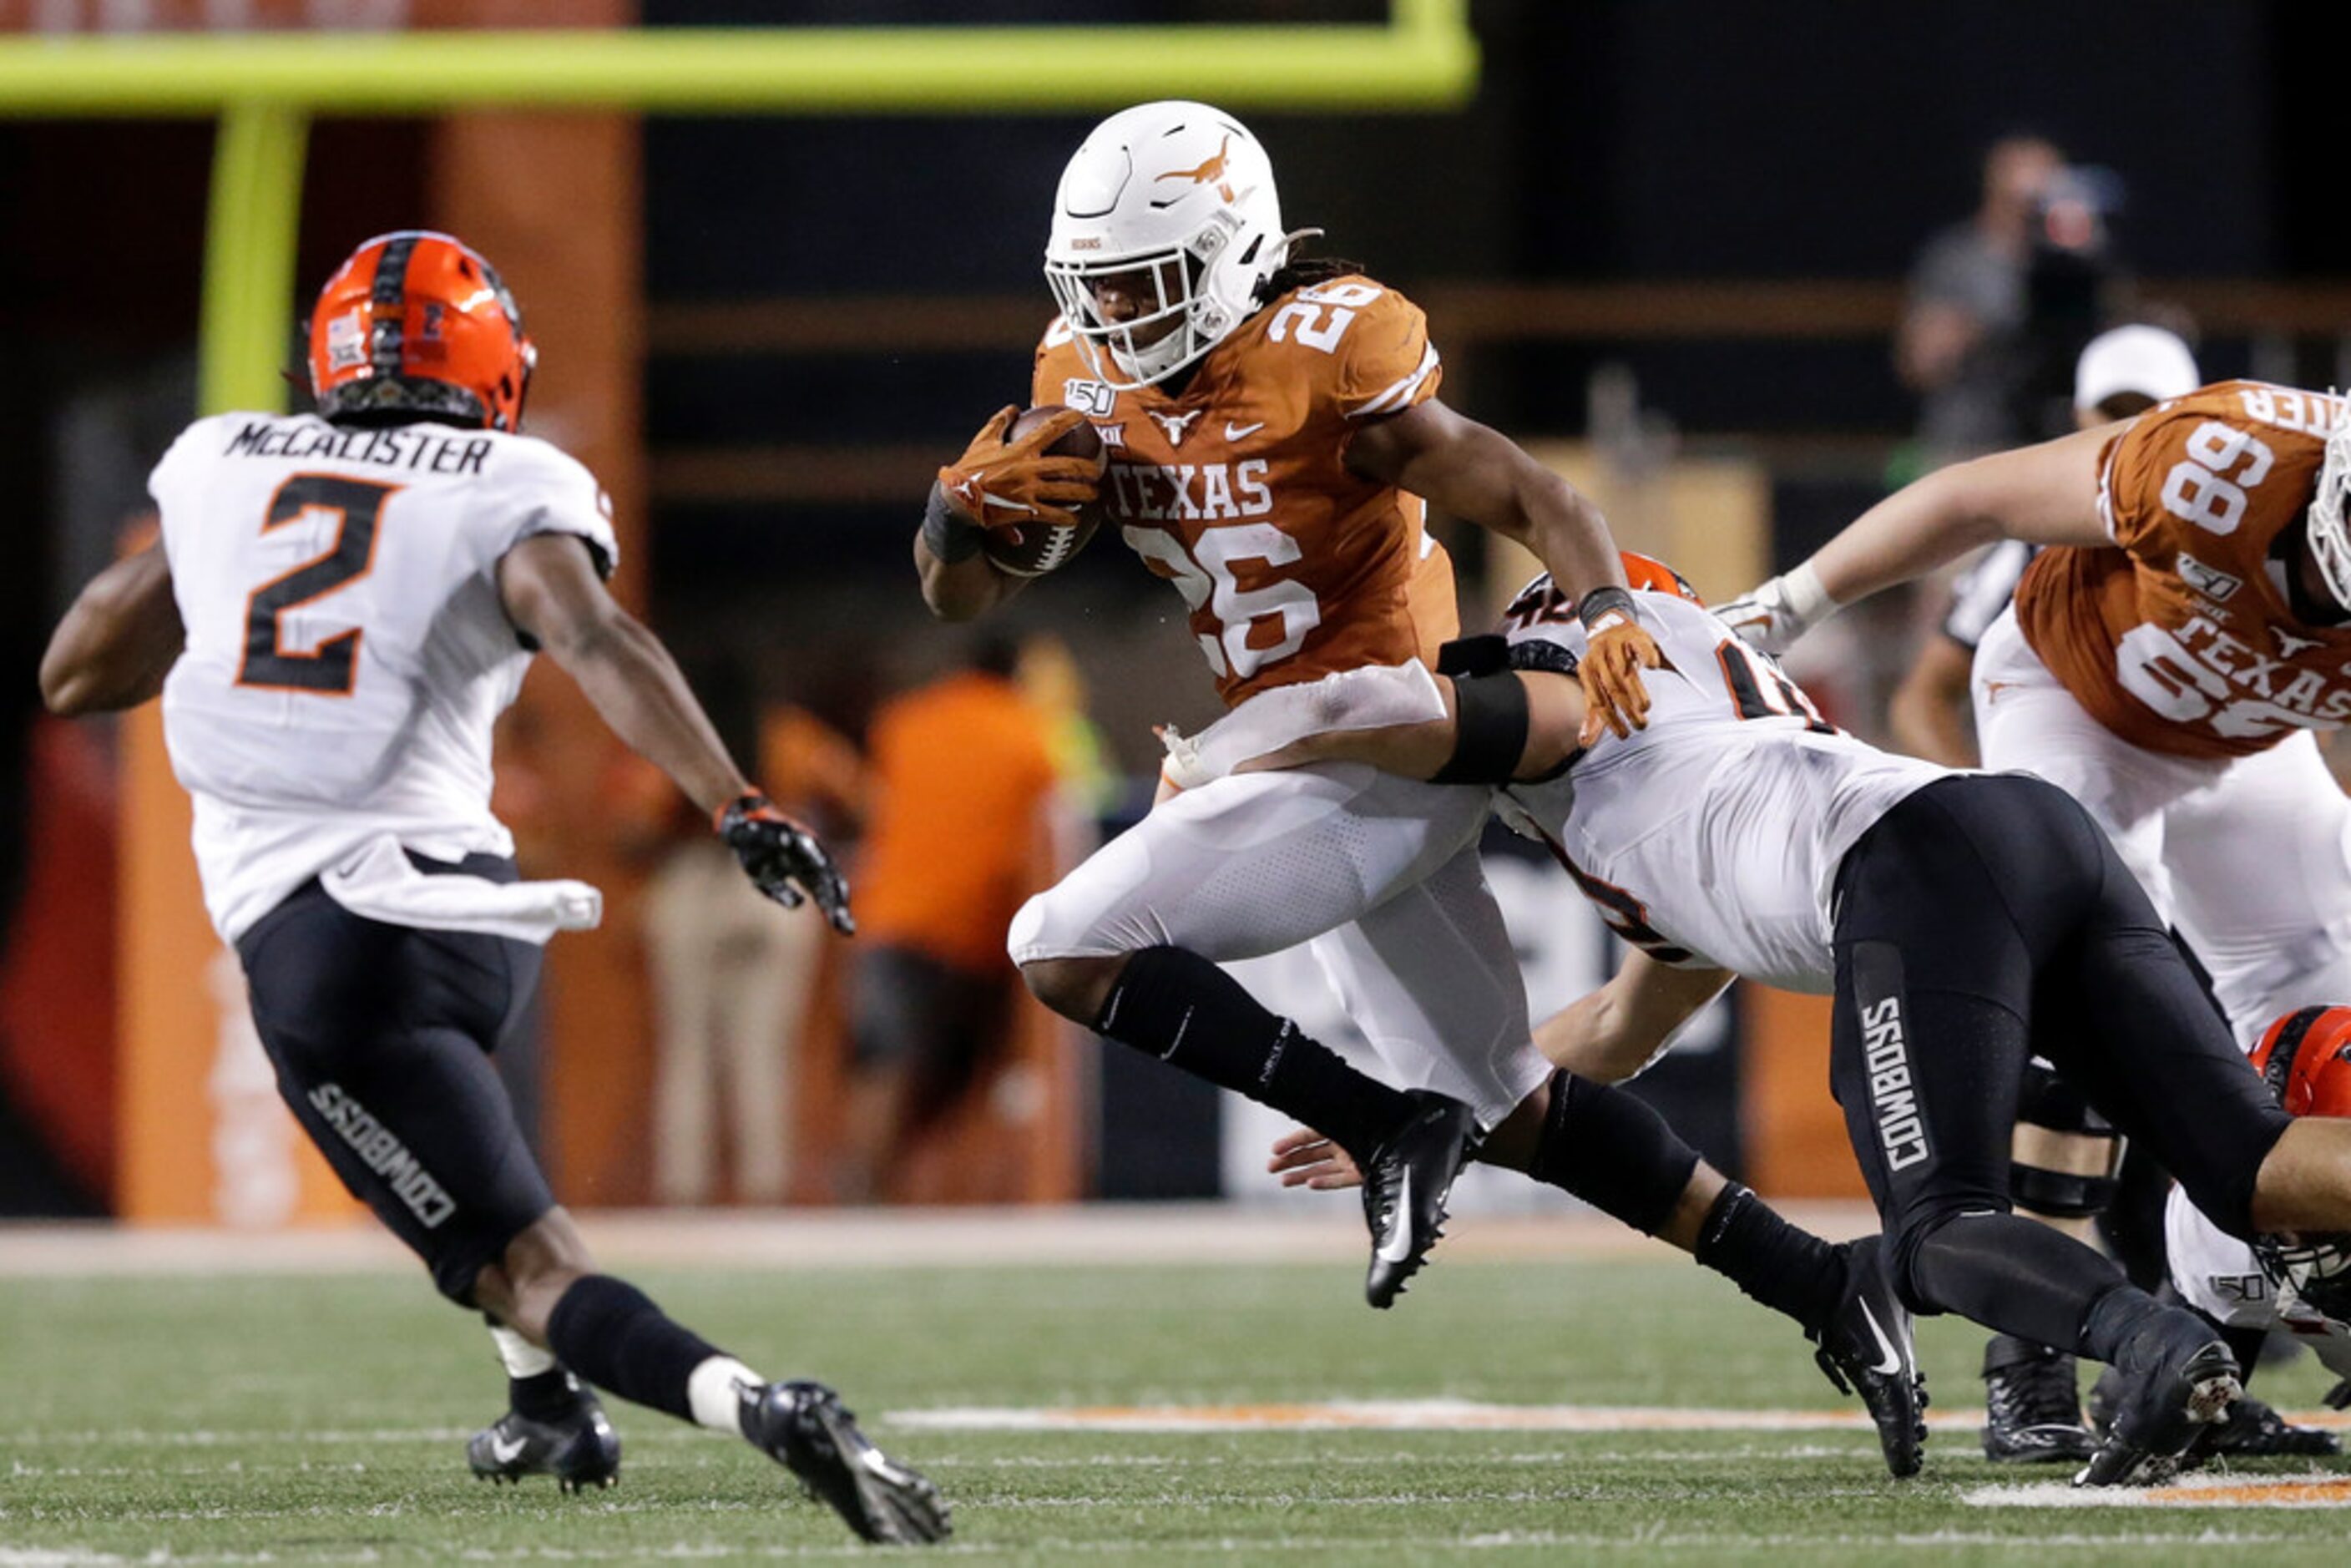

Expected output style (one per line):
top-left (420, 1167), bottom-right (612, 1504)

top-left (1974, 607), bottom-right (2351, 1044)
top-left (1007, 761), bottom-right (1549, 1128)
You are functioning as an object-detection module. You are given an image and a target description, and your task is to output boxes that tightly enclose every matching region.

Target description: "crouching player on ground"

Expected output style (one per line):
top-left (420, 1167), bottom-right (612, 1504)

top-left (39, 232), bottom-right (947, 1544)
top-left (2140, 1005), bottom-right (2351, 1466)
top-left (1251, 564), bottom-right (2351, 1485)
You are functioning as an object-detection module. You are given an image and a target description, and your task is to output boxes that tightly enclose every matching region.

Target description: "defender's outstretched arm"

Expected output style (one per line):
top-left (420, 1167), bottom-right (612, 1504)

top-left (1536, 950), bottom-right (1737, 1084)
top-left (498, 534), bottom-right (851, 928)
top-left (42, 544), bottom-right (185, 717)
top-left (498, 534), bottom-right (752, 816)
top-left (1237, 667), bottom-right (1585, 782)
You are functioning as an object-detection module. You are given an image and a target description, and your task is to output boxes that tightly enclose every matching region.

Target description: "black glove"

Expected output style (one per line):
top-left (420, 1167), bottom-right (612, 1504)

top-left (715, 793), bottom-right (855, 934)
top-left (2328, 1378), bottom-right (2350, 1412)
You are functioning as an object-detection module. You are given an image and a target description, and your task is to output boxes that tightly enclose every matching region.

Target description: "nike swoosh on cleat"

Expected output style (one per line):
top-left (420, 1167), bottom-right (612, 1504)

top-left (1224, 421), bottom-right (1266, 441)
top-left (488, 1433), bottom-right (528, 1464)
top-left (1859, 1300), bottom-right (1904, 1377)
top-left (1375, 1171), bottom-right (1416, 1264)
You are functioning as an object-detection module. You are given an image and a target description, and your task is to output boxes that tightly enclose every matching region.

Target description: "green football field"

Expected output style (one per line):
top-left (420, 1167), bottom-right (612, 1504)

top-left (5, 1237), bottom-right (2350, 1565)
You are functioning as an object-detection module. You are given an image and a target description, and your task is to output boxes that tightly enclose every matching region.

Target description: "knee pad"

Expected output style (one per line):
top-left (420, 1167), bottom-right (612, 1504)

top-left (2011, 1059), bottom-right (2121, 1220)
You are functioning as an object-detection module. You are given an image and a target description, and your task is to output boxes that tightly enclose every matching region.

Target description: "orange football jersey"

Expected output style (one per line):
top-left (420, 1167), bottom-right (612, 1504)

top-left (2017, 380), bottom-right (2351, 760)
top-left (1032, 274), bottom-right (1458, 708)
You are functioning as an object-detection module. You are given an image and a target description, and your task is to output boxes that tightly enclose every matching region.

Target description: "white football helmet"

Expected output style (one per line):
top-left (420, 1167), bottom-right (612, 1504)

top-left (1044, 101), bottom-right (1290, 391)
top-left (2310, 415), bottom-right (2351, 610)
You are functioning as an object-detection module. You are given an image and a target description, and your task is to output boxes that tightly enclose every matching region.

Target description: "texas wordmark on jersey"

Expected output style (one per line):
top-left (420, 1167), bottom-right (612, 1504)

top-left (1033, 274), bottom-right (1455, 708)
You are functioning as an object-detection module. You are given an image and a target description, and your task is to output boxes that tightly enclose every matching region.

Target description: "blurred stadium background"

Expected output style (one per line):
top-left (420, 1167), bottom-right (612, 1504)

top-left (3, 0), bottom-right (2347, 1240)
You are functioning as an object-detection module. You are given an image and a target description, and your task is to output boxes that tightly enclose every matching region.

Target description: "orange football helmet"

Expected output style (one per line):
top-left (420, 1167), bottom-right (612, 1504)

top-left (2250, 1006), bottom-right (2351, 1117)
top-left (2249, 1006), bottom-right (2351, 1320)
top-left (1620, 550), bottom-right (1702, 604)
top-left (307, 230), bottom-right (535, 432)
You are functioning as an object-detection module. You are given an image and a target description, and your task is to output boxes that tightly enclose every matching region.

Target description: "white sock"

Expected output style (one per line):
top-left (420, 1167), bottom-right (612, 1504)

top-left (488, 1323), bottom-right (559, 1381)
top-left (686, 1355), bottom-right (765, 1434)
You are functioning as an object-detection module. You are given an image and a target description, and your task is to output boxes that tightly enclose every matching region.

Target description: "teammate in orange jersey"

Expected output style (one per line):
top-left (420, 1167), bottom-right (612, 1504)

top-left (913, 104), bottom-right (1930, 1475)
top-left (1725, 379), bottom-right (2351, 1052)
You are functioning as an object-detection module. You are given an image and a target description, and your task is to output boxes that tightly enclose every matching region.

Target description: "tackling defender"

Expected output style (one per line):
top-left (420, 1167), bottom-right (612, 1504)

top-left (40, 232), bottom-right (947, 1545)
top-left (1245, 572), bottom-right (2351, 1485)
top-left (1726, 374), bottom-right (2351, 1465)
top-left (917, 102), bottom-right (1925, 1476)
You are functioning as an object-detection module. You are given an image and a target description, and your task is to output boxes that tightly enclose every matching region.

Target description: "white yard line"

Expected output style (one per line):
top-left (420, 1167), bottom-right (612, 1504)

top-left (0, 1202), bottom-right (1881, 1277)
top-left (890, 1397), bottom-right (2351, 1436)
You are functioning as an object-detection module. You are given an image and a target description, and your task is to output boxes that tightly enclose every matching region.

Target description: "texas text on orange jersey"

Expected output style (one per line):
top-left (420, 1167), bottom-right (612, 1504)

top-left (1032, 274), bottom-right (1457, 708)
top-left (2016, 380), bottom-right (2351, 760)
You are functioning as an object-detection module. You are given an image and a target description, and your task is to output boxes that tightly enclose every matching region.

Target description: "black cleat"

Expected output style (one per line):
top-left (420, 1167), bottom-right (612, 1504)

top-left (740, 1379), bottom-right (950, 1545)
top-left (1807, 1237), bottom-right (1927, 1479)
top-left (2089, 1364), bottom-right (2338, 1467)
top-left (1981, 1334), bottom-right (2096, 1465)
top-left (1361, 1090), bottom-right (1482, 1309)
top-left (467, 1379), bottom-right (620, 1493)
top-left (2203, 1393), bottom-right (2342, 1458)
top-left (2075, 1313), bottom-right (2241, 1488)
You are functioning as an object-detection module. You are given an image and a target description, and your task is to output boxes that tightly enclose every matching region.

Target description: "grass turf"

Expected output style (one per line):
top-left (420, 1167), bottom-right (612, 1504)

top-left (3, 1251), bottom-right (2348, 1563)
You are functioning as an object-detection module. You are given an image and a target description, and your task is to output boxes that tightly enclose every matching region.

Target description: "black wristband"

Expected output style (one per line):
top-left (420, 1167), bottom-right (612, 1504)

top-left (1577, 584), bottom-right (1637, 632)
top-left (921, 481), bottom-right (985, 564)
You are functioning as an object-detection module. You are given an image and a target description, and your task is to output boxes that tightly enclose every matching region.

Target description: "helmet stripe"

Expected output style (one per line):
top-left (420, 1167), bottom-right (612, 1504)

top-left (367, 234), bottom-right (419, 377)
top-left (370, 233), bottom-right (419, 305)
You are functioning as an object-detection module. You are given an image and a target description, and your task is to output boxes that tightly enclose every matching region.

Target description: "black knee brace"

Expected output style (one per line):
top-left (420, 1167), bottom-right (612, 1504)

top-left (2010, 1059), bottom-right (2121, 1220)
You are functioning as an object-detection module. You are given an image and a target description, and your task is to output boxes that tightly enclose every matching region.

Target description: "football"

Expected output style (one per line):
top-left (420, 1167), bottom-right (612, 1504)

top-left (981, 405), bottom-right (1106, 578)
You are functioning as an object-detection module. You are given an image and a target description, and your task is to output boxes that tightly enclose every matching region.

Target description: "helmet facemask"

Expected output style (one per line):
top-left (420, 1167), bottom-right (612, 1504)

top-left (2306, 418), bottom-right (2351, 612)
top-left (2252, 1231), bottom-right (2351, 1325)
top-left (1046, 208), bottom-right (1276, 391)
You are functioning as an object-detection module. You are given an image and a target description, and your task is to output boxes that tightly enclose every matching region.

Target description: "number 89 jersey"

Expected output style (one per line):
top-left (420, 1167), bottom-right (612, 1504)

top-left (152, 410), bottom-right (619, 941)
top-left (1497, 581), bottom-right (1949, 992)
top-left (2017, 381), bottom-right (2351, 760)
top-left (1032, 273), bottom-right (1457, 709)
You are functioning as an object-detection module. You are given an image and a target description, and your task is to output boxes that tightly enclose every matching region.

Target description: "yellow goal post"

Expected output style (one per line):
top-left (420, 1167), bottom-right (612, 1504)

top-left (0, 1), bottom-right (1476, 415)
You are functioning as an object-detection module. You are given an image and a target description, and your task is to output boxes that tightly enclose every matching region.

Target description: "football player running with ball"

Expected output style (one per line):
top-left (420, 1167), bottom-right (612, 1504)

top-left (918, 103), bottom-right (1929, 1476)
top-left (1244, 568), bottom-right (2351, 1485)
top-left (41, 233), bottom-right (947, 1545)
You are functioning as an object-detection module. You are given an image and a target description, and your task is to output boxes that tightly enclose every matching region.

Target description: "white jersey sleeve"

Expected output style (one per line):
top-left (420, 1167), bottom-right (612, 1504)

top-left (1493, 580), bottom-right (1950, 993)
top-left (155, 412), bottom-right (619, 940)
top-left (2166, 1186), bottom-right (2351, 1378)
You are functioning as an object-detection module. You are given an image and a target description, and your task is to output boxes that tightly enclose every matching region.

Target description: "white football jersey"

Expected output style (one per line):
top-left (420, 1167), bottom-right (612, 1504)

top-left (2166, 1186), bottom-right (2351, 1381)
top-left (1496, 582), bottom-right (1949, 992)
top-left (153, 412), bottom-right (619, 941)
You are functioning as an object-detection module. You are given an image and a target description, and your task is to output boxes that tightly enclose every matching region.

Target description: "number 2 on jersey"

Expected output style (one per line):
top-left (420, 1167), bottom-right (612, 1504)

top-left (236, 473), bottom-right (397, 695)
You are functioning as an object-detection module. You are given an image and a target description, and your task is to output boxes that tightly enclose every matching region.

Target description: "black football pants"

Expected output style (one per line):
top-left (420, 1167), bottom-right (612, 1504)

top-left (1828, 775), bottom-right (2288, 1351)
top-left (237, 853), bottom-right (554, 1305)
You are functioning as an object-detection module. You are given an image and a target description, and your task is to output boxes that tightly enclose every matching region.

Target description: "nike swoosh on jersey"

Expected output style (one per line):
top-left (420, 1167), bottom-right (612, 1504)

top-left (489, 1433), bottom-right (528, 1464)
top-left (1374, 1171), bottom-right (1416, 1263)
top-left (1223, 421), bottom-right (1267, 442)
top-left (1860, 1299), bottom-right (1904, 1377)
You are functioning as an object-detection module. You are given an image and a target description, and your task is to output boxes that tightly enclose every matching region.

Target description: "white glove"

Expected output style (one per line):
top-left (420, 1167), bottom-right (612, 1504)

top-left (1714, 562), bottom-right (1836, 655)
